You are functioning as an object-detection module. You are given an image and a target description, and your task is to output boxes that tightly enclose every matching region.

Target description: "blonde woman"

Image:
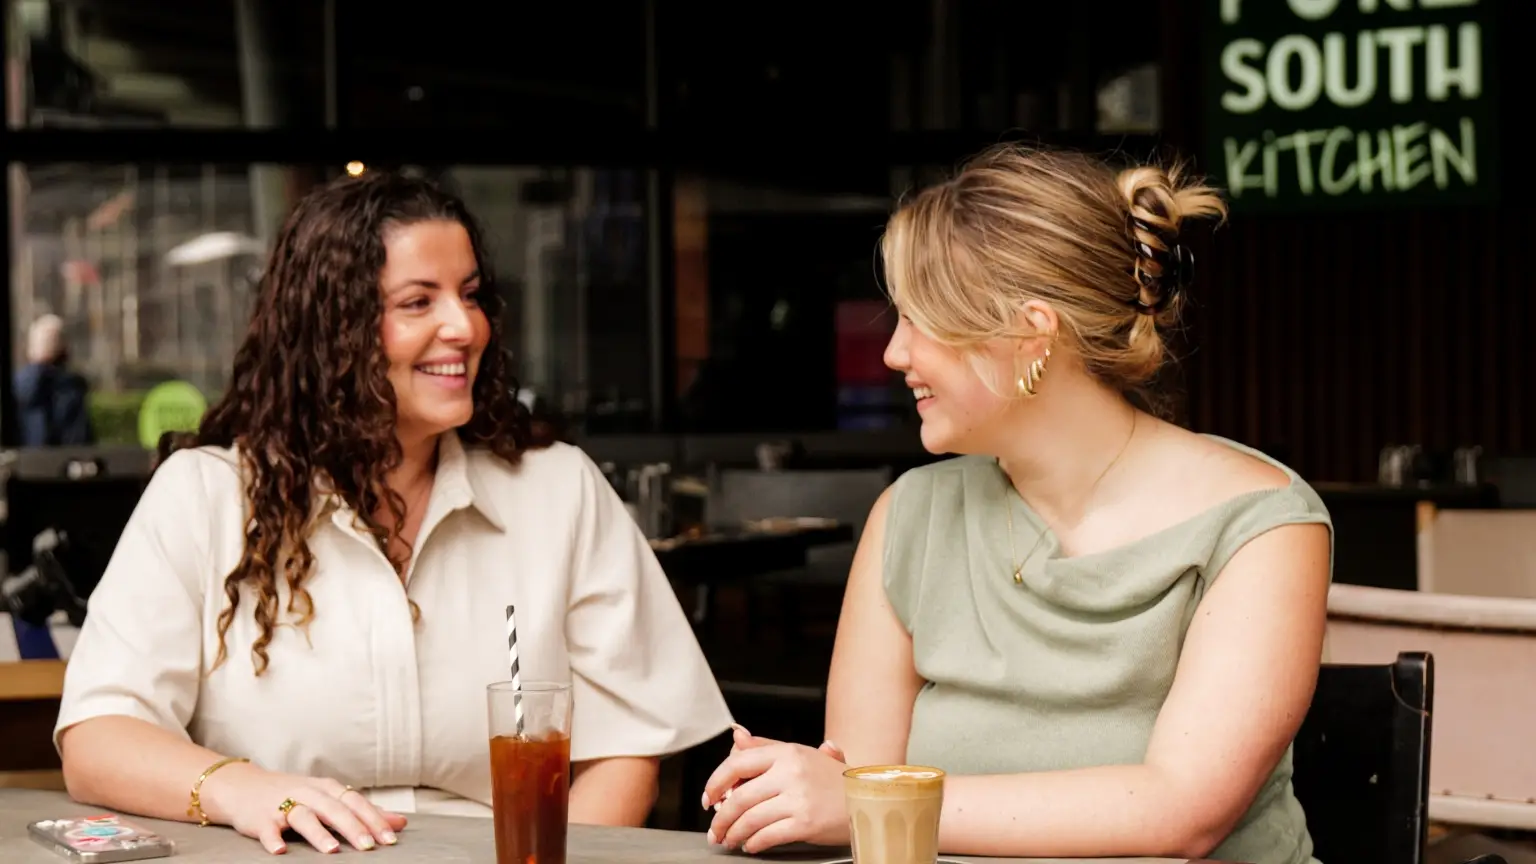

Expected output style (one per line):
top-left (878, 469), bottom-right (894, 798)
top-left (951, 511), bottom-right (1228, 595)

top-left (701, 147), bottom-right (1331, 864)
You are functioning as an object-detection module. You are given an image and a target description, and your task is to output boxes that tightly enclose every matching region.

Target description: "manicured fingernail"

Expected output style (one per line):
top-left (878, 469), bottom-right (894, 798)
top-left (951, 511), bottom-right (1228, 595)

top-left (325, 842), bottom-right (340, 854)
top-left (707, 829), bottom-right (718, 845)
top-left (273, 843), bottom-right (287, 854)
top-left (730, 723), bottom-right (750, 735)
top-left (357, 836), bottom-right (375, 850)
top-left (381, 832), bottom-right (397, 845)
top-left (700, 791), bottom-right (710, 809)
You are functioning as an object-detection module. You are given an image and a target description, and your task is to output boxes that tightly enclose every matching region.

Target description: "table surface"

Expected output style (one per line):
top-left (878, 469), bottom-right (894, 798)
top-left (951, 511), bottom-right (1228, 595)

top-left (650, 522), bottom-right (852, 554)
top-left (0, 789), bottom-right (1200, 864)
top-left (651, 522), bottom-right (854, 585)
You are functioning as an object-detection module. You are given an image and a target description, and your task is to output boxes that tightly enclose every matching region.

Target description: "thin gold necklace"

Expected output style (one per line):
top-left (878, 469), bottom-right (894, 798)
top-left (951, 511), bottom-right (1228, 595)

top-left (1004, 412), bottom-right (1138, 584)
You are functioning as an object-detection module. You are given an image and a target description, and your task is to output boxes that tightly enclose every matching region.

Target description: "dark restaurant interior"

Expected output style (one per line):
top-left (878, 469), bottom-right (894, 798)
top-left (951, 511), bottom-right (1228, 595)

top-left (1, 1), bottom-right (1532, 863)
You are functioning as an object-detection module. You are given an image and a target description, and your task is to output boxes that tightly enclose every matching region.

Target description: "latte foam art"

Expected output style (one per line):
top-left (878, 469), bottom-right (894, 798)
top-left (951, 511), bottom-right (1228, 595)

top-left (855, 768), bottom-right (941, 781)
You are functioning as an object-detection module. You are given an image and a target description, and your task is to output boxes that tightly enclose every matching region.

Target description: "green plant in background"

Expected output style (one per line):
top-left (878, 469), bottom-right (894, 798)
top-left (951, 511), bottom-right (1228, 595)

top-left (88, 390), bottom-right (148, 446)
top-left (87, 381), bottom-right (210, 448)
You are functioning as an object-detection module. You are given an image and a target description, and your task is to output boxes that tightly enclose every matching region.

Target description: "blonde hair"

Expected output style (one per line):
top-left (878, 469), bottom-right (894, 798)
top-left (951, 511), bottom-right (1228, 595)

top-left (26, 314), bottom-right (65, 364)
top-left (881, 146), bottom-right (1227, 413)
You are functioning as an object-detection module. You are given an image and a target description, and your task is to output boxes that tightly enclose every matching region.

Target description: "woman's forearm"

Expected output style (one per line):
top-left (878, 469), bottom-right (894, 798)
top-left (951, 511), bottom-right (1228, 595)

top-left (939, 765), bottom-right (1220, 859)
top-left (568, 756), bottom-right (660, 827)
top-left (59, 715), bottom-right (256, 825)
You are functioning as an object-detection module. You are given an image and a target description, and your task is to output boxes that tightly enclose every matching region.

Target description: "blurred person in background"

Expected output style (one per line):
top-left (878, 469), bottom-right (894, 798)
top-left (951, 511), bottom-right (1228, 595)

top-left (701, 146), bottom-right (1332, 864)
top-left (14, 313), bottom-right (94, 447)
top-left (54, 172), bottom-right (731, 855)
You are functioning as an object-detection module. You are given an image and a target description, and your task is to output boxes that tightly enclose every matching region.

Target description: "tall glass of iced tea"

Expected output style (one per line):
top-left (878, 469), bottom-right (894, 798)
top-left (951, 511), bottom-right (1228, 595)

top-left (487, 681), bottom-right (573, 864)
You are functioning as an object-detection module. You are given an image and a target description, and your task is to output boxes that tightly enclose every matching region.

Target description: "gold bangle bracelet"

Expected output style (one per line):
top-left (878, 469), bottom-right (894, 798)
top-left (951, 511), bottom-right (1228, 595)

top-left (187, 756), bottom-right (250, 827)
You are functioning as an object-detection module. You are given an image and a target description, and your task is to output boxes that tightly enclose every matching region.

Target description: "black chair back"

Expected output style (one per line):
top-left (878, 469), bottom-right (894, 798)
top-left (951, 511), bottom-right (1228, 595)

top-left (5, 470), bottom-right (148, 600)
top-left (1292, 651), bottom-right (1433, 864)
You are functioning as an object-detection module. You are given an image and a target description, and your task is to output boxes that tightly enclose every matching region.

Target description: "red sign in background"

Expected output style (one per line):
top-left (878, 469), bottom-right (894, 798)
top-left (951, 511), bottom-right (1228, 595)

top-left (835, 300), bottom-right (895, 386)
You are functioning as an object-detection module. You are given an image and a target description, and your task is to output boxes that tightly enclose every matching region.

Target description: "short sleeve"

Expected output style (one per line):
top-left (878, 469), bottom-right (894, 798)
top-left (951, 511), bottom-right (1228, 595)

top-left (563, 453), bottom-right (733, 763)
top-left (1204, 483), bottom-right (1335, 586)
top-left (881, 467), bottom-right (928, 633)
top-left (53, 450), bottom-right (216, 751)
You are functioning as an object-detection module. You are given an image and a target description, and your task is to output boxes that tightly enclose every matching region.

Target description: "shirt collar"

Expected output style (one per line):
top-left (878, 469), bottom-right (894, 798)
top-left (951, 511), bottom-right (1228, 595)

top-left (313, 431), bottom-right (507, 533)
top-left (432, 431), bottom-right (507, 532)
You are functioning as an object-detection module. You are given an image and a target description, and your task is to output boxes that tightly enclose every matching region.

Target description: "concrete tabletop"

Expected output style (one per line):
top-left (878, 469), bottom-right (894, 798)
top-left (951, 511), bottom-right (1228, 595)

top-left (0, 788), bottom-right (1202, 863)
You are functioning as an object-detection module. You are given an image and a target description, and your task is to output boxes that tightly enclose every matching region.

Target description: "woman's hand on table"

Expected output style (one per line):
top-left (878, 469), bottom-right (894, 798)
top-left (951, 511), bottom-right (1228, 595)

top-left (702, 725), bottom-right (849, 853)
top-left (203, 764), bottom-right (407, 854)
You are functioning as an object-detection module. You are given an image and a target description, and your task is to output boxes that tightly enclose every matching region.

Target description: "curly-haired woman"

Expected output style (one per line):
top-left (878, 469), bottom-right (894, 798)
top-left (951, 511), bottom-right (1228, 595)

top-left (54, 172), bottom-right (732, 855)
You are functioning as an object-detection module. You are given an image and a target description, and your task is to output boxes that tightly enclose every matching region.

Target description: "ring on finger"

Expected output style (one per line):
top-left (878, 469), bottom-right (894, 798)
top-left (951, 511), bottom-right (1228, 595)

top-left (277, 798), bottom-right (300, 815)
top-left (282, 801), bottom-right (343, 854)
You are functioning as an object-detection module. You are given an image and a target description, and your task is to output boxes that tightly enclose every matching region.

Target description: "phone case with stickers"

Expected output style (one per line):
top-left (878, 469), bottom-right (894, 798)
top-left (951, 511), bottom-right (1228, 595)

top-left (28, 814), bottom-right (176, 862)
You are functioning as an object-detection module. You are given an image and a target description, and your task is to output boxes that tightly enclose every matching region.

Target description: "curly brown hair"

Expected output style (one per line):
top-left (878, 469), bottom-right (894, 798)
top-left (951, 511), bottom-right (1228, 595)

top-left (160, 171), bottom-right (550, 676)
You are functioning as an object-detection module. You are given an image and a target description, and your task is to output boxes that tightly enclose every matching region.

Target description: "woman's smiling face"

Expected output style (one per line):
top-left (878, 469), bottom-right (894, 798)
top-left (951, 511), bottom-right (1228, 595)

top-left (378, 219), bottom-right (491, 441)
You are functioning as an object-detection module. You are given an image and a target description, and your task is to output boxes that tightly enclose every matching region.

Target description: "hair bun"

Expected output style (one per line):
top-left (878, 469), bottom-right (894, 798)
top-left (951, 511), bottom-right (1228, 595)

top-left (1117, 165), bottom-right (1226, 315)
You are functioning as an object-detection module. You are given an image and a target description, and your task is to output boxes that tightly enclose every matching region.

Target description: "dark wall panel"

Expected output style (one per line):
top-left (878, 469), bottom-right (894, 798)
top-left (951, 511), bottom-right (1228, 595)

top-left (1182, 206), bottom-right (1531, 482)
top-left (1163, 0), bottom-right (1530, 482)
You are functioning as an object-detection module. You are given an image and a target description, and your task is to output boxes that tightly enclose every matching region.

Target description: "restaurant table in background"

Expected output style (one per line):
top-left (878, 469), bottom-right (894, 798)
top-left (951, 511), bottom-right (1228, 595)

top-left (0, 789), bottom-right (1221, 864)
top-left (1314, 482), bottom-right (1499, 592)
top-left (650, 519), bottom-right (853, 583)
top-left (651, 520), bottom-right (853, 628)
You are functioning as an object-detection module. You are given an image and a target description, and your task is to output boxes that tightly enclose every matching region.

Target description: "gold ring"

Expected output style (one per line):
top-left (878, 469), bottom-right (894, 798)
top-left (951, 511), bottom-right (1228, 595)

top-left (277, 798), bottom-right (299, 815)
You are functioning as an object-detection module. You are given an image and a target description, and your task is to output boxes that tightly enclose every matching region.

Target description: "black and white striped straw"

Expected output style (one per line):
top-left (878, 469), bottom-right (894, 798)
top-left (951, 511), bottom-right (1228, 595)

top-left (505, 604), bottom-right (525, 734)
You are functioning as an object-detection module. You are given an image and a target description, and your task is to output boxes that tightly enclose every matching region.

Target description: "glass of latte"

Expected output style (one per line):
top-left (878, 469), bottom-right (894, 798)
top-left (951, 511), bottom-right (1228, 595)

top-left (842, 765), bottom-right (945, 864)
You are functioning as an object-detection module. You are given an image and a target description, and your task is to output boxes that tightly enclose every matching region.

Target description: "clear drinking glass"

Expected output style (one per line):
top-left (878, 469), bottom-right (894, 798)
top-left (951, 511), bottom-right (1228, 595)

top-left (487, 681), bottom-right (573, 864)
top-left (843, 764), bottom-right (946, 864)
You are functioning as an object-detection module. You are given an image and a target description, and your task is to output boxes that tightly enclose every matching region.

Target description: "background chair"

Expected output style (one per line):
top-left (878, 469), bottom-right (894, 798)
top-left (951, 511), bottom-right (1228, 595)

top-left (1327, 584), bottom-right (1536, 834)
top-left (1295, 652), bottom-right (1516, 864)
top-left (1293, 652), bottom-right (1435, 864)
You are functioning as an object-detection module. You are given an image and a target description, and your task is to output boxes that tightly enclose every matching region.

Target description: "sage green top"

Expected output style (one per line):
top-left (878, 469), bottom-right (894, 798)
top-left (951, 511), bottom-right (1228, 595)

top-left (884, 438), bottom-right (1332, 864)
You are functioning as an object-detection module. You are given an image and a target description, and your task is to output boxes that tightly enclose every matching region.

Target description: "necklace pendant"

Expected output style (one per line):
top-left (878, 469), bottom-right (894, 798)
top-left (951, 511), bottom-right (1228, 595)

top-left (1012, 567), bottom-right (1023, 584)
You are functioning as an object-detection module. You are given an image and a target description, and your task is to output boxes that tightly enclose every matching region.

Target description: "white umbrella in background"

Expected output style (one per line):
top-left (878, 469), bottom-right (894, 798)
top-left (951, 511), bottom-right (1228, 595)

top-left (162, 232), bottom-right (268, 378)
top-left (164, 231), bottom-right (266, 267)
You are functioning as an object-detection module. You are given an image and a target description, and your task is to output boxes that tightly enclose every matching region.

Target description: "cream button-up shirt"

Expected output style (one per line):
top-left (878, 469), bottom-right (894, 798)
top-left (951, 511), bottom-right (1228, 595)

top-left (55, 433), bottom-right (733, 816)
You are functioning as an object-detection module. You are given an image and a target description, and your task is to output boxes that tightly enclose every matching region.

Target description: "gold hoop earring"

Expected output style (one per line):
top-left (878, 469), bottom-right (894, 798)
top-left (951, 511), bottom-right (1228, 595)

top-left (1016, 347), bottom-right (1051, 398)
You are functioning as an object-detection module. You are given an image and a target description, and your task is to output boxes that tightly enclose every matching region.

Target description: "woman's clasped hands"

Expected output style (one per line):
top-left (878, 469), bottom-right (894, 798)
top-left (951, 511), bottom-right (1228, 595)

top-left (700, 724), bottom-right (851, 854)
top-left (203, 764), bottom-right (408, 855)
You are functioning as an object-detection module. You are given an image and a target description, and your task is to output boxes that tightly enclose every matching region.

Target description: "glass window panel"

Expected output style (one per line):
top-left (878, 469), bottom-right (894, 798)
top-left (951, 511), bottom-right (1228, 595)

top-left (663, 1), bottom-right (1163, 135)
top-left (671, 172), bottom-right (909, 435)
top-left (5, 0), bottom-right (325, 129)
top-left (2, 0), bottom-right (649, 130)
top-left (8, 161), bottom-right (654, 448)
top-left (338, 2), bottom-right (647, 130)
top-left (436, 166), bottom-right (654, 434)
top-left (5, 0), bottom-right (1163, 134)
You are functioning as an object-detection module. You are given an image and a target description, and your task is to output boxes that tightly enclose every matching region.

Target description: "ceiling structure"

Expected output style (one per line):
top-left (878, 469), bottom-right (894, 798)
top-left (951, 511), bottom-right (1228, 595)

top-left (15, 0), bottom-right (1163, 135)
